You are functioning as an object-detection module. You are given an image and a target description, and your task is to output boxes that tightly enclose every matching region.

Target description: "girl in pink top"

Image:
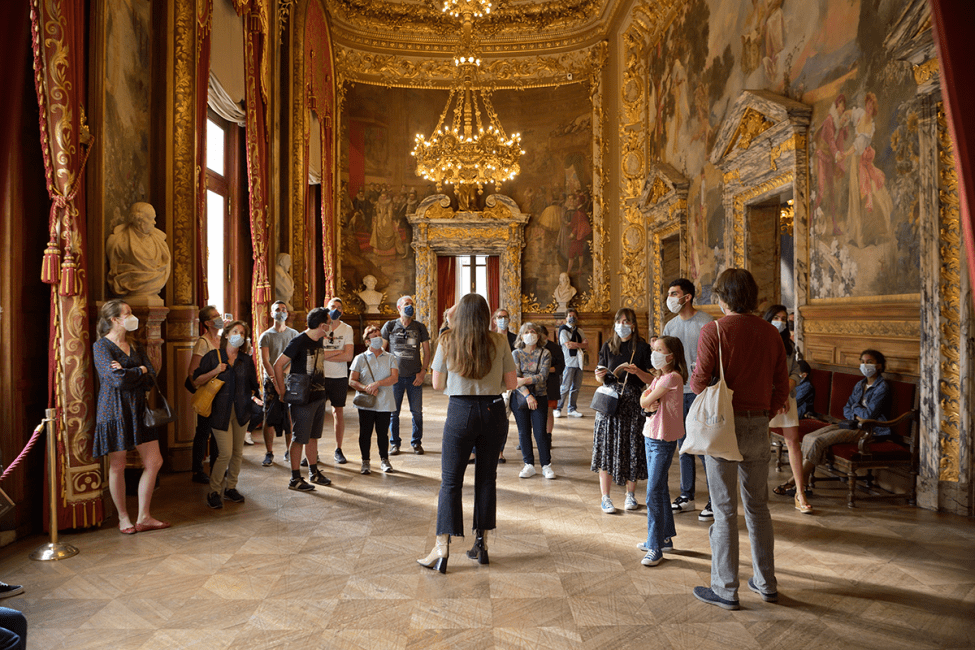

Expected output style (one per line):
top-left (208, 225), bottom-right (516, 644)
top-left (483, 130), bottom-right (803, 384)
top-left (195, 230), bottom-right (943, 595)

top-left (637, 336), bottom-right (688, 566)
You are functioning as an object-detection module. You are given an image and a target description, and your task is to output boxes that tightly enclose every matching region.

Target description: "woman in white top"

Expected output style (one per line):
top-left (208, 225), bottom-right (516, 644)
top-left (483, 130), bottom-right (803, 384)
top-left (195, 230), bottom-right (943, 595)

top-left (186, 305), bottom-right (225, 484)
top-left (349, 325), bottom-right (399, 475)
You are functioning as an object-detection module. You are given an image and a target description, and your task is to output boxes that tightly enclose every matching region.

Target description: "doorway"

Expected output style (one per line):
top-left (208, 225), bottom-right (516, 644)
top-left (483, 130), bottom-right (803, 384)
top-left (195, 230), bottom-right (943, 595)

top-left (746, 190), bottom-right (794, 314)
top-left (659, 233), bottom-right (681, 331)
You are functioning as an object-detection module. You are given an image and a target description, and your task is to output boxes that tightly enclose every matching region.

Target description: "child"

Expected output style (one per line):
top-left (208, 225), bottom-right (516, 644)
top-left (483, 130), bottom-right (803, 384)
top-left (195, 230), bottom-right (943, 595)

top-left (638, 336), bottom-right (688, 567)
top-left (795, 360), bottom-right (816, 419)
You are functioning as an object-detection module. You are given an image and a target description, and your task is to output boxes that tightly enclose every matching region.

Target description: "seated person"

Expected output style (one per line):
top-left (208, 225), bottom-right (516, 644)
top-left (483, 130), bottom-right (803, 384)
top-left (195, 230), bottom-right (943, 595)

top-left (797, 349), bottom-right (891, 493)
top-left (795, 360), bottom-right (816, 419)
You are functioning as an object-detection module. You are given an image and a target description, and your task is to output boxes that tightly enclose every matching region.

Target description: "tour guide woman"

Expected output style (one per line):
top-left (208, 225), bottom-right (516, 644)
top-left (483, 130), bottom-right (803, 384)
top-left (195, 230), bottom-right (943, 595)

top-left (419, 294), bottom-right (517, 573)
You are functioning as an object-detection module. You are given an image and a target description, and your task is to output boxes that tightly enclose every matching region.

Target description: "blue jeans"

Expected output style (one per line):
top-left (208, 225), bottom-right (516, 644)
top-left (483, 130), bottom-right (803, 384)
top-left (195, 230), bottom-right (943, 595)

top-left (645, 438), bottom-right (677, 551)
top-left (437, 395), bottom-right (506, 536)
top-left (512, 399), bottom-right (551, 467)
top-left (0, 607), bottom-right (26, 650)
top-left (390, 374), bottom-right (423, 447)
top-left (705, 414), bottom-right (777, 601)
top-left (557, 366), bottom-right (583, 412)
top-left (677, 392), bottom-right (708, 499)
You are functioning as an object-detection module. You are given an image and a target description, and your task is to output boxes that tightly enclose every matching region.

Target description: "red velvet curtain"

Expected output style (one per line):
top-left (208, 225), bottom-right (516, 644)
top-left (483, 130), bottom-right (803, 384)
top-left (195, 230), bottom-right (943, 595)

top-left (487, 255), bottom-right (500, 314)
top-left (930, 0), bottom-right (975, 299)
top-left (30, 0), bottom-right (101, 528)
top-left (437, 256), bottom-right (456, 331)
top-left (321, 116), bottom-right (335, 296)
top-left (195, 0), bottom-right (213, 305)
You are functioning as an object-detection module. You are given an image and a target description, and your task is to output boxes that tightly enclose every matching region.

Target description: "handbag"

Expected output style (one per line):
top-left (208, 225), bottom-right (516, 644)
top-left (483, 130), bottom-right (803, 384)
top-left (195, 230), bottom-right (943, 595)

top-left (283, 372), bottom-right (311, 406)
top-left (144, 374), bottom-right (176, 429)
top-left (680, 321), bottom-right (742, 461)
top-left (352, 355), bottom-right (378, 409)
top-left (191, 377), bottom-right (224, 417)
top-left (589, 345), bottom-right (636, 416)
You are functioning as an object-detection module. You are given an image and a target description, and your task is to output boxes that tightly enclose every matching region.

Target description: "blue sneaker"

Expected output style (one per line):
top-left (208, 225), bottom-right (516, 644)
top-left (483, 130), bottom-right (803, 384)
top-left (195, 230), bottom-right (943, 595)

top-left (748, 577), bottom-right (778, 602)
top-left (641, 549), bottom-right (662, 566)
top-left (693, 586), bottom-right (740, 610)
top-left (661, 537), bottom-right (674, 552)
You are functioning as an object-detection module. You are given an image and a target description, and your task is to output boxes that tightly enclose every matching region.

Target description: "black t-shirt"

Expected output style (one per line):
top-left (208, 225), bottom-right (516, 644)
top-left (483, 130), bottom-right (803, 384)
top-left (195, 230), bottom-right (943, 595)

top-left (598, 338), bottom-right (652, 391)
top-left (281, 332), bottom-right (326, 394)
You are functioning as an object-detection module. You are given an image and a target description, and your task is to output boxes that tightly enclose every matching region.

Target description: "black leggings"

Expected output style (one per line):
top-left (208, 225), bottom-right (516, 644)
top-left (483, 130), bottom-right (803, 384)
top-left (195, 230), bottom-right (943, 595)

top-left (358, 410), bottom-right (391, 461)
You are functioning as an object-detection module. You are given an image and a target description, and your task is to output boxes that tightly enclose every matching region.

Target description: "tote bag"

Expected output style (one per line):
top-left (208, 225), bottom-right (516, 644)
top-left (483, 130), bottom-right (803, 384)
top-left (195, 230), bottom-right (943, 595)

top-left (768, 395), bottom-right (798, 428)
top-left (680, 321), bottom-right (742, 461)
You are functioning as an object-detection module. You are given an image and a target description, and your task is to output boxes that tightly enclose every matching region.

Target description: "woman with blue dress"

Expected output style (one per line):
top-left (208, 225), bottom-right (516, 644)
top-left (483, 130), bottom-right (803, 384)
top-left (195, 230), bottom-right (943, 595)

top-left (93, 299), bottom-right (169, 534)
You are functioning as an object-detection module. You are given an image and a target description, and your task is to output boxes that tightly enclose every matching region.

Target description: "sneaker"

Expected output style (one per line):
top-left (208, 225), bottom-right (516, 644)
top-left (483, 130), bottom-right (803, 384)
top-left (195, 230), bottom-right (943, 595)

top-left (288, 477), bottom-right (315, 492)
top-left (334, 449), bottom-right (348, 464)
top-left (748, 577), bottom-right (778, 603)
top-left (671, 496), bottom-right (696, 513)
top-left (552, 409), bottom-right (563, 418)
top-left (206, 491), bottom-right (223, 509)
top-left (0, 582), bottom-right (24, 599)
top-left (541, 464), bottom-right (556, 479)
top-left (191, 471), bottom-right (210, 485)
top-left (601, 496), bottom-right (616, 514)
top-left (244, 432), bottom-right (255, 445)
top-left (360, 461), bottom-right (371, 475)
top-left (300, 458), bottom-right (308, 467)
top-left (389, 444), bottom-right (400, 456)
top-left (519, 464), bottom-right (536, 478)
top-left (309, 470), bottom-right (332, 486)
top-left (693, 586), bottom-right (740, 610)
top-left (624, 492), bottom-right (639, 510)
top-left (380, 459), bottom-right (393, 473)
top-left (699, 501), bottom-right (714, 521)
top-left (262, 453), bottom-right (273, 467)
top-left (567, 410), bottom-right (583, 418)
top-left (284, 450), bottom-right (290, 462)
top-left (661, 537), bottom-right (674, 552)
top-left (641, 549), bottom-right (663, 566)
top-left (223, 488), bottom-right (245, 503)
top-left (413, 444), bottom-right (424, 455)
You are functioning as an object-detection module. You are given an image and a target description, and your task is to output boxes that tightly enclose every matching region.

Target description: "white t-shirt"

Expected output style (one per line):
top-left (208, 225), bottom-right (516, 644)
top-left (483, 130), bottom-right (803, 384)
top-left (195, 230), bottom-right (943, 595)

top-left (322, 321), bottom-right (354, 378)
top-left (662, 310), bottom-right (713, 394)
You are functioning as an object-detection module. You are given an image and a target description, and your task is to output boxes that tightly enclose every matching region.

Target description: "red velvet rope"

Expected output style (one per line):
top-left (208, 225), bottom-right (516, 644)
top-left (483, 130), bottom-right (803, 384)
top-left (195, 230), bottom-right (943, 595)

top-left (0, 424), bottom-right (45, 483)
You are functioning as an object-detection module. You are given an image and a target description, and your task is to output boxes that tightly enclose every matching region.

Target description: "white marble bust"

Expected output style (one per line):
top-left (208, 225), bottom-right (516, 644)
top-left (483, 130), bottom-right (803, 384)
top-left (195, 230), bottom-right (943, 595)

top-left (106, 202), bottom-right (171, 306)
top-left (357, 275), bottom-right (384, 313)
top-left (275, 253), bottom-right (295, 310)
top-left (553, 272), bottom-right (577, 312)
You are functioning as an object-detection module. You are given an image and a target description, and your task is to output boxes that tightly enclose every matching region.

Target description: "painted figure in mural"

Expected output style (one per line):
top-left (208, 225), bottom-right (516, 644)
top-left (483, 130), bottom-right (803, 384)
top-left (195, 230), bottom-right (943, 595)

top-left (839, 92), bottom-right (894, 248)
top-left (275, 253), bottom-right (295, 311)
top-left (813, 94), bottom-right (848, 237)
top-left (352, 186), bottom-right (373, 231)
top-left (562, 193), bottom-right (592, 276)
top-left (370, 188), bottom-right (406, 257)
top-left (106, 202), bottom-right (172, 303)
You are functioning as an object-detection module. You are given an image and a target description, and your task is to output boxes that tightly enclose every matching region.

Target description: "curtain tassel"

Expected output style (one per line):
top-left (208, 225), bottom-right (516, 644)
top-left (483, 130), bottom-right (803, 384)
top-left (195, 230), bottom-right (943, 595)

top-left (41, 238), bottom-right (61, 285)
top-left (58, 250), bottom-right (78, 296)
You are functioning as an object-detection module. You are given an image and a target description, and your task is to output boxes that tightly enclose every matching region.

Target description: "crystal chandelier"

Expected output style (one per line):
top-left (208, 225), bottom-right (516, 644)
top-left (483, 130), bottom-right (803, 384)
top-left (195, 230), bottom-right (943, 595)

top-left (411, 1), bottom-right (522, 195)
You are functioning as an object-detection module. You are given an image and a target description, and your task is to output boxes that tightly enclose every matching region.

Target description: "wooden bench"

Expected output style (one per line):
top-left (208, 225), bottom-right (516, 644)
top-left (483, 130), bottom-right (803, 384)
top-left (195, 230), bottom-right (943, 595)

top-left (770, 364), bottom-right (919, 508)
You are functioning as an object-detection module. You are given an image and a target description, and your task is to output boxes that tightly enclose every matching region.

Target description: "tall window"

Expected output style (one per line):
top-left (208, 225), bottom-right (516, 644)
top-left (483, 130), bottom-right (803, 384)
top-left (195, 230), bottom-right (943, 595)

top-left (206, 113), bottom-right (230, 315)
top-left (456, 255), bottom-right (489, 305)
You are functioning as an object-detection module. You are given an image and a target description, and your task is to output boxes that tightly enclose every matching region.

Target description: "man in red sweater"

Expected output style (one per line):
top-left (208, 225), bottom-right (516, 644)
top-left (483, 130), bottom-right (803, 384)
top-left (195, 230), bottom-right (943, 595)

top-left (689, 269), bottom-right (789, 610)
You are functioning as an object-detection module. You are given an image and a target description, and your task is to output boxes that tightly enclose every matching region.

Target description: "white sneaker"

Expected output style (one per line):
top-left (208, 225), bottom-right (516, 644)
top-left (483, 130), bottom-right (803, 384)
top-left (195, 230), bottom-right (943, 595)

top-left (244, 432), bottom-right (255, 445)
top-left (541, 464), bottom-right (556, 479)
top-left (624, 492), bottom-right (639, 510)
top-left (552, 409), bottom-right (563, 418)
top-left (671, 496), bottom-right (696, 513)
top-left (360, 461), bottom-right (371, 475)
top-left (567, 410), bottom-right (583, 418)
top-left (519, 464), bottom-right (536, 478)
top-left (601, 496), bottom-right (616, 514)
top-left (380, 459), bottom-right (393, 473)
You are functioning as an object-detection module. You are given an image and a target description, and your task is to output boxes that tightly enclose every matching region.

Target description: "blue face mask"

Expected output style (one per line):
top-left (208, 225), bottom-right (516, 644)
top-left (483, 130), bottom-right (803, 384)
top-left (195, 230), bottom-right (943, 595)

top-left (329, 308), bottom-right (342, 321)
top-left (369, 336), bottom-right (383, 350)
top-left (614, 323), bottom-right (632, 339)
top-left (403, 305), bottom-right (415, 318)
top-left (228, 334), bottom-right (245, 349)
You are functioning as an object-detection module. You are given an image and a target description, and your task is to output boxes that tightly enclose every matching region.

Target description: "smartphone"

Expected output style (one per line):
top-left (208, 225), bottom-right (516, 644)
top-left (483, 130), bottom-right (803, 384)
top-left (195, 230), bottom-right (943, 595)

top-left (223, 313), bottom-right (233, 322)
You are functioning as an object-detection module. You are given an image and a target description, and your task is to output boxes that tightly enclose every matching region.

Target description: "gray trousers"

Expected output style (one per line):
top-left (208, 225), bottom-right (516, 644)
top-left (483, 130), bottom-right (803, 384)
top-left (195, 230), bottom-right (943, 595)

top-left (704, 414), bottom-right (776, 601)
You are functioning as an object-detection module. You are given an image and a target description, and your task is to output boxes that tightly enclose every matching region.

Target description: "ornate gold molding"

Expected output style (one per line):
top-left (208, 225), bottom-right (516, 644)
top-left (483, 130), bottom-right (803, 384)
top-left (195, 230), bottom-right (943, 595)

top-left (646, 176), bottom-right (668, 205)
top-left (429, 225), bottom-right (508, 241)
top-left (936, 102), bottom-right (961, 482)
top-left (769, 132), bottom-right (806, 171)
top-left (803, 319), bottom-right (920, 338)
top-left (290, 4), bottom-right (307, 310)
top-left (172, 0), bottom-right (198, 305)
top-left (913, 58), bottom-right (939, 85)
top-left (723, 107), bottom-right (775, 157)
top-left (732, 172), bottom-right (794, 267)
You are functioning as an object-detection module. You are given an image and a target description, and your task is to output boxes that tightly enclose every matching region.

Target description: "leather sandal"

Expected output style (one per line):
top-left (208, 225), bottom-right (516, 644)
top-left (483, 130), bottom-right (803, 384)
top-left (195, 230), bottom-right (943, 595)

top-left (772, 481), bottom-right (795, 496)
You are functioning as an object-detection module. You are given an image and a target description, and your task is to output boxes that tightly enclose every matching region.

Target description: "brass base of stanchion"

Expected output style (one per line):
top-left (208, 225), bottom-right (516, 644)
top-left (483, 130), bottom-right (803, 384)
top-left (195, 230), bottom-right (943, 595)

top-left (30, 542), bottom-right (79, 562)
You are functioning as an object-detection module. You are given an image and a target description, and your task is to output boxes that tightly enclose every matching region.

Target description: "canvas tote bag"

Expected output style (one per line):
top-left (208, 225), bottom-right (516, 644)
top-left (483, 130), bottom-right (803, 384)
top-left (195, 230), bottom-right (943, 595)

top-left (680, 321), bottom-right (742, 461)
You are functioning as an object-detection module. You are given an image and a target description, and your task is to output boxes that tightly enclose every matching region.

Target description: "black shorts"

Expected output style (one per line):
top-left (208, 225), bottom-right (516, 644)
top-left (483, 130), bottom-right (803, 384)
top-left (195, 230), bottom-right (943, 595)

top-left (322, 377), bottom-right (349, 408)
top-left (290, 398), bottom-right (326, 445)
top-left (263, 378), bottom-right (290, 435)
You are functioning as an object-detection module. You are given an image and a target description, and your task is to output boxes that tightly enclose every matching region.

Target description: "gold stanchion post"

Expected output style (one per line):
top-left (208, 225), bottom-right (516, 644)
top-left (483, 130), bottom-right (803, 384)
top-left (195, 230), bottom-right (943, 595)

top-left (30, 408), bottom-right (79, 561)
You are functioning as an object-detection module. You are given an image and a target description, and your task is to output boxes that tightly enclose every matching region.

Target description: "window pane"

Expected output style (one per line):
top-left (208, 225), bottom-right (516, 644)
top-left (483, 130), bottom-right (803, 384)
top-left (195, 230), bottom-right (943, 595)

top-left (207, 119), bottom-right (225, 175)
top-left (474, 261), bottom-right (488, 305)
top-left (207, 190), bottom-right (225, 313)
top-left (456, 257), bottom-right (471, 298)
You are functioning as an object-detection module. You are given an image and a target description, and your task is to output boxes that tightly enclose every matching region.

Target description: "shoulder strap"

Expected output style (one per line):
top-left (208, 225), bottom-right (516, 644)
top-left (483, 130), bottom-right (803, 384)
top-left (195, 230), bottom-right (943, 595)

top-left (714, 321), bottom-right (725, 383)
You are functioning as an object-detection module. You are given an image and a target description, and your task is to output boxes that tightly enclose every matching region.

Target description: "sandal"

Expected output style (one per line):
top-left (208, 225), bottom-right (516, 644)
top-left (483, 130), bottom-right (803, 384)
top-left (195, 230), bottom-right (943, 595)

top-left (772, 481), bottom-right (795, 496)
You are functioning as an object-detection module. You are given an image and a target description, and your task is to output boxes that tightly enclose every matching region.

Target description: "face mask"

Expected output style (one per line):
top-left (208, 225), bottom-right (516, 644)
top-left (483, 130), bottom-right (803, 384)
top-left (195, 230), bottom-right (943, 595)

top-left (666, 295), bottom-right (684, 314)
top-left (651, 351), bottom-right (672, 369)
top-left (211, 317), bottom-right (225, 331)
top-left (272, 310), bottom-right (287, 322)
top-left (860, 363), bottom-right (877, 378)
top-left (566, 316), bottom-right (576, 326)
top-left (122, 315), bottom-right (139, 332)
top-left (369, 336), bottom-right (383, 350)
top-left (523, 333), bottom-right (537, 346)
top-left (615, 323), bottom-right (632, 339)
top-left (329, 308), bottom-right (342, 321)
top-left (719, 304), bottom-right (728, 316)
top-left (772, 320), bottom-right (787, 333)
top-left (403, 305), bottom-right (415, 318)
top-left (228, 334), bottom-right (245, 348)
top-left (496, 318), bottom-right (509, 330)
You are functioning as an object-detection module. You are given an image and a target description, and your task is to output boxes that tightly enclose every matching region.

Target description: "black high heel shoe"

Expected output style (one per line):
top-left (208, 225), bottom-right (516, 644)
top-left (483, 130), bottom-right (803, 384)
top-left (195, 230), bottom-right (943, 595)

top-left (466, 529), bottom-right (489, 565)
top-left (417, 534), bottom-right (450, 573)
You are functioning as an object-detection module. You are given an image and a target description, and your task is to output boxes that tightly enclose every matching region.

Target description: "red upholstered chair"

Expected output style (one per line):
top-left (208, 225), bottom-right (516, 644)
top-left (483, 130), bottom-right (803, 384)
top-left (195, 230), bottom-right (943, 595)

top-left (771, 368), bottom-right (833, 471)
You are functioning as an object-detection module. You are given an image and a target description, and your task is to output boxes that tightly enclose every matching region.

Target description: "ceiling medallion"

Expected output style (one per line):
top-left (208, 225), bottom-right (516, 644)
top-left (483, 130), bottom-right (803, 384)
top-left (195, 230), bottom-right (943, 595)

top-left (443, 0), bottom-right (492, 19)
top-left (412, 1), bottom-right (523, 195)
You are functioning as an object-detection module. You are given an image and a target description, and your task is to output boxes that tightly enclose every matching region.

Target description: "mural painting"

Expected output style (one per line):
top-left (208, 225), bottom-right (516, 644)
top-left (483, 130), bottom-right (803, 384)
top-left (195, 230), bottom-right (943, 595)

top-left (645, 0), bottom-right (921, 301)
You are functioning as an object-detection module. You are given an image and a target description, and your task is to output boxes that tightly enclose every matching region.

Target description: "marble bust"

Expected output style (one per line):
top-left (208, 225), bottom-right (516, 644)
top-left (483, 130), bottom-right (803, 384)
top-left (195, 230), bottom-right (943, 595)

top-left (106, 202), bottom-right (171, 306)
top-left (275, 253), bottom-right (295, 310)
top-left (553, 272), bottom-right (577, 312)
top-left (357, 275), bottom-right (384, 313)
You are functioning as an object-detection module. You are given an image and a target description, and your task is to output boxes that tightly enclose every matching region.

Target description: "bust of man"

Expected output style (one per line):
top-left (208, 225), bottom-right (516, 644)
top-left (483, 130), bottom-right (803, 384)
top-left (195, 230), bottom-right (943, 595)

top-left (275, 253), bottom-right (295, 310)
top-left (358, 275), bottom-right (384, 313)
top-left (106, 202), bottom-right (171, 305)
top-left (553, 272), bottom-right (577, 312)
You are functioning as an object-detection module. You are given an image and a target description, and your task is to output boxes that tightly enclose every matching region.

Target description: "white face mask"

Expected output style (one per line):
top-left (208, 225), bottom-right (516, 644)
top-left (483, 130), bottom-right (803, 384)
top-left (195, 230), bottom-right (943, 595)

top-left (272, 310), bottom-right (288, 322)
top-left (369, 336), bottom-right (383, 350)
top-left (496, 317), bottom-right (509, 330)
top-left (651, 350), bottom-right (672, 369)
top-left (523, 333), bottom-right (537, 346)
top-left (860, 363), bottom-right (877, 378)
top-left (771, 320), bottom-right (787, 333)
top-left (615, 323), bottom-right (632, 339)
top-left (122, 315), bottom-right (139, 332)
top-left (666, 295), bottom-right (684, 314)
top-left (228, 334), bottom-right (245, 349)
